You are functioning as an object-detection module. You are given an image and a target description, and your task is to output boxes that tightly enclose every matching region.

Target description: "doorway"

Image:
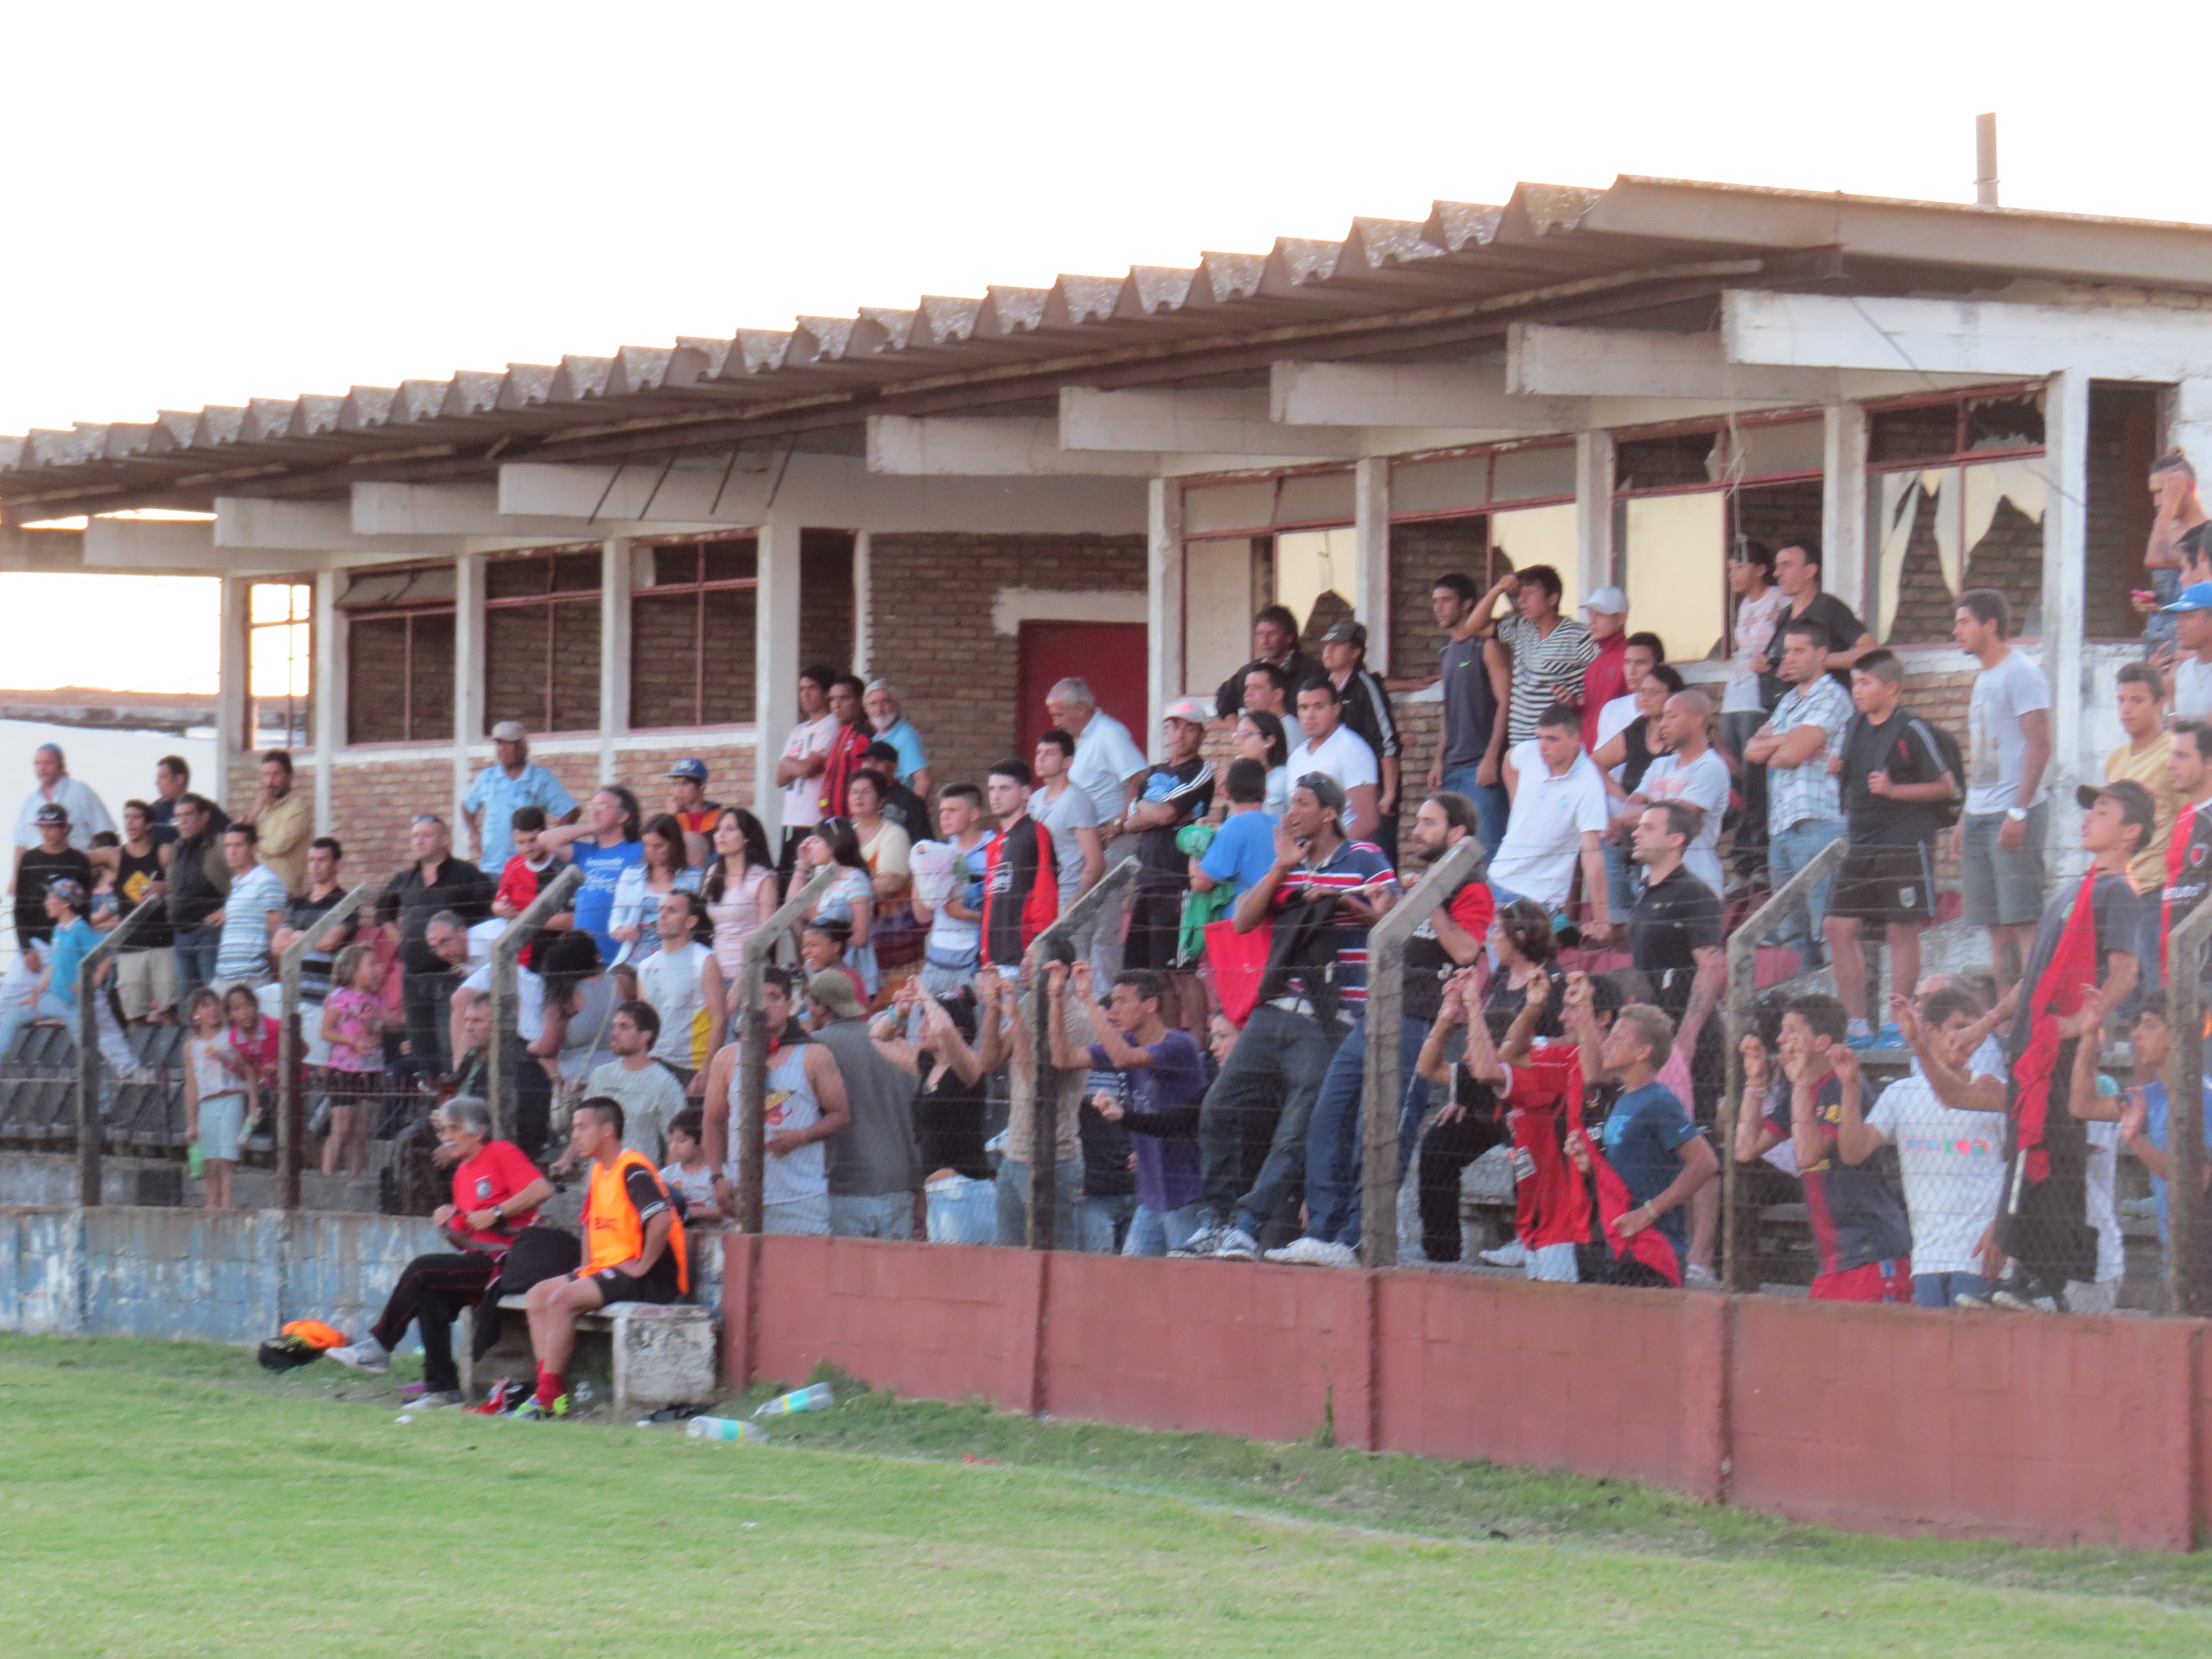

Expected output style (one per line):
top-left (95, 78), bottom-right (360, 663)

top-left (1016, 620), bottom-right (1149, 753)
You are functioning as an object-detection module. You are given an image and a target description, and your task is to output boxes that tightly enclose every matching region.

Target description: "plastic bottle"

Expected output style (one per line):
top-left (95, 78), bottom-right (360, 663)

top-left (687, 1416), bottom-right (768, 1443)
top-left (753, 1382), bottom-right (835, 1419)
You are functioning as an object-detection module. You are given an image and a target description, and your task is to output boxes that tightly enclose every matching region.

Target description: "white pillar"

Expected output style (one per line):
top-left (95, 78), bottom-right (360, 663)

top-left (2171, 377), bottom-right (2212, 472)
top-left (754, 517), bottom-right (802, 843)
top-left (2043, 369), bottom-right (2091, 872)
top-left (215, 577), bottom-right (248, 815)
top-left (1822, 401), bottom-right (1870, 622)
top-left (451, 551), bottom-right (484, 851)
top-left (1146, 477), bottom-right (1185, 737)
top-left (312, 567), bottom-right (340, 835)
top-left (852, 530), bottom-right (873, 679)
top-left (1354, 458), bottom-right (1391, 675)
top-left (1574, 431), bottom-right (1615, 602)
top-left (598, 536), bottom-right (632, 786)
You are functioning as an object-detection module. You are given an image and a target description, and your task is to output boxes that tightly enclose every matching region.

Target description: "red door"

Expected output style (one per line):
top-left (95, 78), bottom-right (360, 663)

top-left (1016, 621), bottom-right (1149, 753)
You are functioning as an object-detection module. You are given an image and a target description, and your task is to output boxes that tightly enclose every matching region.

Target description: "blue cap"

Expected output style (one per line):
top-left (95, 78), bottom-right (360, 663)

top-left (2163, 582), bottom-right (2212, 613)
top-left (665, 758), bottom-right (708, 783)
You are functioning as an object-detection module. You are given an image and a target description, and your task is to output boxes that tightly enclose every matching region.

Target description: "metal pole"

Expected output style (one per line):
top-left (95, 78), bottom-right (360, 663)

top-left (488, 864), bottom-right (585, 1142)
top-left (1357, 837), bottom-right (1483, 1270)
top-left (2166, 897), bottom-right (2212, 1316)
top-left (74, 896), bottom-right (160, 1208)
top-left (1719, 836), bottom-right (1847, 1292)
top-left (274, 880), bottom-right (374, 1212)
top-left (735, 867), bottom-right (841, 1234)
top-left (1021, 858), bottom-right (1141, 1250)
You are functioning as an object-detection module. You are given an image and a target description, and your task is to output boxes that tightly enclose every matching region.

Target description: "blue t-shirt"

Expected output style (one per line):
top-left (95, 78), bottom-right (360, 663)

top-left (1090, 1027), bottom-right (1208, 1212)
top-left (572, 839), bottom-right (646, 963)
top-left (878, 718), bottom-right (929, 786)
top-left (462, 763), bottom-right (578, 876)
top-left (2138, 1079), bottom-right (2212, 1244)
top-left (1197, 810), bottom-right (1279, 901)
top-left (44, 918), bottom-right (99, 1010)
top-left (1600, 1081), bottom-right (1702, 1260)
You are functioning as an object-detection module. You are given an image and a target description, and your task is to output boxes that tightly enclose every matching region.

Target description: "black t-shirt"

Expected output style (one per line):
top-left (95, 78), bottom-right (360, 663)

top-left (617, 1164), bottom-right (685, 1295)
top-left (1838, 709), bottom-right (1947, 846)
top-left (2007, 872), bottom-right (2157, 1065)
top-left (114, 844), bottom-right (173, 950)
top-left (1790, 592), bottom-right (1869, 687)
top-left (1438, 633), bottom-right (1500, 770)
top-left (376, 857), bottom-right (492, 974)
top-left (912, 995), bottom-right (992, 1181)
top-left (286, 887), bottom-right (354, 995)
top-left (1134, 759), bottom-right (1214, 892)
top-left (14, 847), bottom-right (92, 945)
top-left (1215, 650), bottom-right (1319, 721)
top-left (879, 780), bottom-right (930, 840)
top-left (1619, 717), bottom-right (1660, 793)
top-left (1629, 866), bottom-right (1723, 1015)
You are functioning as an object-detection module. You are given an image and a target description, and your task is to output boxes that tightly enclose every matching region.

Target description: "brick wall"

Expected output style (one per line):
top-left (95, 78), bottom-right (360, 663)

top-left (867, 531), bottom-right (1147, 796)
top-left (800, 530), bottom-right (856, 681)
top-left (1387, 517), bottom-right (1489, 677)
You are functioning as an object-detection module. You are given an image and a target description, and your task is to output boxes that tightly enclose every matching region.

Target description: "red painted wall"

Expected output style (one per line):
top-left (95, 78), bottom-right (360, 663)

top-left (721, 1235), bottom-right (2212, 1552)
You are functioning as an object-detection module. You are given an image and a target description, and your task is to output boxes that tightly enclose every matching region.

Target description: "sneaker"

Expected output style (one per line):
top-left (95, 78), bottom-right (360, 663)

top-left (1684, 1264), bottom-right (1719, 1287)
top-left (1952, 1292), bottom-right (1994, 1310)
top-left (1863, 1022), bottom-right (1907, 1051)
top-left (416, 1390), bottom-right (466, 1408)
top-left (1212, 1227), bottom-right (1259, 1261)
top-left (1477, 1240), bottom-right (1527, 1269)
top-left (512, 1393), bottom-right (570, 1421)
top-left (1990, 1290), bottom-right (2051, 1314)
top-left (1168, 1223), bottom-right (1224, 1259)
top-left (470, 1379), bottom-right (523, 1416)
top-left (1264, 1237), bottom-right (1359, 1268)
top-left (325, 1338), bottom-right (389, 1375)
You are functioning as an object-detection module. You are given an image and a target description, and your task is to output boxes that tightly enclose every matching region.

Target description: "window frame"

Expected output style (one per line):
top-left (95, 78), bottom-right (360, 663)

top-left (245, 579), bottom-right (314, 751)
top-left (337, 560), bottom-right (456, 748)
top-left (628, 533), bottom-right (761, 731)
top-left (482, 542), bottom-right (605, 737)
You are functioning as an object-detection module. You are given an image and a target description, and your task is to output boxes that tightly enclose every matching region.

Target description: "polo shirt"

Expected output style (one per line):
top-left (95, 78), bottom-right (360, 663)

top-left (1627, 864), bottom-right (1724, 1021)
top-left (874, 717), bottom-right (929, 786)
top-left (461, 762), bottom-right (578, 875)
top-left (1787, 591), bottom-right (1869, 688)
top-left (1488, 741), bottom-right (1610, 911)
top-left (1270, 839), bottom-right (1398, 1006)
top-left (1067, 709), bottom-right (1147, 827)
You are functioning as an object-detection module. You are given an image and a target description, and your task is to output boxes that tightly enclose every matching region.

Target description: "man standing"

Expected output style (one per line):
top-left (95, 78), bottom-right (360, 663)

top-left (1773, 538), bottom-right (1876, 686)
top-left (1177, 775), bottom-right (1396, 1261)
top-left (1285, 680), bottom-right (1380, 843)
top-left (1427, 573), bottom-right (1512, 854)
top-left (211, 823), bottom-right (289, 988)
top-left (1721, 540), bottom-right (1790, 867)
top-left (702, 966), bottom-right (851, 1237)
top-left (12, 804), bottom-right (91, 950)
top-left (148, 755), bottom-right (190, 843)
top-left (773, 666), bottom-right (841, 871)
top-left (2161, 722), bottom-right (2212, 977)
top-left (107, 800), bottom-right (177, 1023)
top-left (1240, 664), bottom-right (1292, 720)
top-left (1213, 605), bottom-right (1318, 721)
top-left (1575, 587), bottom-right (1631, 753)
top-left (661, 759), bottom-right (719, 868)
top-left (1029, 729), bottom-right (1104, 929)
top-left (1827, 651), bottom-right (1954, 1046)
top-left (12, 742), bottom-right (114, 864)
top-left (1632, 690), bottom-right (1730, 898)
top-left (808, 969), bottom-right (922, 1240)
top-left (978, 760), bottom-right (1058, 976)
top-left (377, 815), bottom-right (490, 1083)
top-left (539, 787), bottom-right (644, 965)
top-left (246, 750), bottom-right (312, 895)
top-left (461, 721), bottom-right (577, 878)
top-left (863, 680), bottom-right (932, 798)
top-left (912, 784), bottom-right (993, 997)
top-left (1491, 566), bottom-right (1597, 747)
top-left (1491, 704), bottom-right (1613, 941)
top-left (2106, 661), bottom-right (2179, 895)
top-left (635, 893), bottom-right (724, 1085)
top-left (272, 837), bottom-right (352, 1041)
top-left (1953, 589), bottom-right (2053, 993)
top-left (1119, 701), bottom-right (1215, 973)
top-left (2164, 583), bottom-right (2212, 721)
top-left (1745, 618), bottom-right (1853, 969)
top-left (584, 1001), bottom-right (689, 1164)
top-left (817, 675), bottom-right (873, 823)
top-left (1047, 676), bottom-right (1149, 832)
top-left (1321, 620), bottom-right (1401, 860)
top-left (165, 793), bottom-right (231, 999)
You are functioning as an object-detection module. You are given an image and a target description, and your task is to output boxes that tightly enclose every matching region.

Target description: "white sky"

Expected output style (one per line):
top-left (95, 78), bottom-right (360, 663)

top-left (3, 0), bottom-right (2199, 691)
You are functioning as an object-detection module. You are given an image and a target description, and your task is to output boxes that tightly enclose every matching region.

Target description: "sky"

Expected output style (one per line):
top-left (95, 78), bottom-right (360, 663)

top-left (3, 0), bottom-right (2201, 691)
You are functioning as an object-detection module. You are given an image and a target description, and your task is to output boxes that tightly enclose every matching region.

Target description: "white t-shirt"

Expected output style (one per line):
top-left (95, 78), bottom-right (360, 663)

top-left (460, 961), bottom-right (546, 1042)
top-left (1639, 748), bottom-right (1732, 896)
top-left (1965, 649), bottom-right (2053, 817)
top-left (1286, 724), bottom-right (1379, 795)
top-left (638, 940), bottom-right (716, 1071)
top-left (779, 714), bottom-right (841, 830)
top-left (585, 1056), bottom-right (689, 1162)
top-left (2176, 655), bottom-right (2212, 723)
top-left (1489, 741), bottom-right (1611, 911)
top-left (924, 832), bottom-right (994, 967)
top-left (1861, 1037), bottom-right (2007, 1276)
top-left (1067, 710), bottom-right (1148, 828)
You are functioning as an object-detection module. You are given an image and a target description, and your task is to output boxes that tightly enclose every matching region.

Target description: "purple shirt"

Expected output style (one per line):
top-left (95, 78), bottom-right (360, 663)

top-left (1090, 1028), bottom-right (1207, 1211)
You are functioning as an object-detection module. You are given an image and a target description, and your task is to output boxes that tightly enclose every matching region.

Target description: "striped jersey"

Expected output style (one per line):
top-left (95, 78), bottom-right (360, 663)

top-left (1269, 839), bottom-right (1398, 1004)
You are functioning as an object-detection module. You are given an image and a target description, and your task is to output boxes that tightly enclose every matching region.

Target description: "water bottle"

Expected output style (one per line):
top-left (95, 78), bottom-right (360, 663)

top-left (686, 1416), bottom-right (768, 1443)
top-left (753, 1382), bottom-right (835, 1418)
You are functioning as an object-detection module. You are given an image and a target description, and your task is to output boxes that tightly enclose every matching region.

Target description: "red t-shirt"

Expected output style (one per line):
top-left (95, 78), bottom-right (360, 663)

top-left (1579, 633), bottom-right (1627, 752)
top-left (495, 855), bottom-right (560, 969)
top-left (450, 1140), bottom-right (543, 1250)
top-left (1501, 1045), bottom-right (1590, 1251)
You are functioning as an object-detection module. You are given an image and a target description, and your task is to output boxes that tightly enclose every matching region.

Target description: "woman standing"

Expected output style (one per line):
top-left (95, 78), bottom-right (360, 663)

top-left (608, 812), bottom-right (702, 964)
top-left (702, 807), bottom-right (780, 1001)
top-left (797, 819), bottom-right (877, 995)
top-left (1233, 710), bottom-right (1291, 817)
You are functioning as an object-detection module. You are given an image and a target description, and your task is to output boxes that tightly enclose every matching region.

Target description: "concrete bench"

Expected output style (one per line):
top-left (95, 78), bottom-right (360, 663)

top-left (463, 1296), bottom-right (717, 1417)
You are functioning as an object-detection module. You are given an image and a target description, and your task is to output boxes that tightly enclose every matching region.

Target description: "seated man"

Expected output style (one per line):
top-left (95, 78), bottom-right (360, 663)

top-left (518, 1095), bottom-right (690, 1419)
top-left (326, 1095), bottom-right (553, 1405)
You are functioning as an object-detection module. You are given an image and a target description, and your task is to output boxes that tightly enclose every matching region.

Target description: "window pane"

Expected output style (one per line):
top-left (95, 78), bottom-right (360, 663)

top-left (700, 586), bottom-right (758, 724)
top-left (1489, 443), bottom-right (1575, 504)
top-left (1183, 480), bottom-right (1276, 535)
top-left (1615, 431), bottom-right (1719, 492)
top-left (1730, 419), bottom-right (1823, 481)
top-left (1391, 454), bottom-right (1490, 518)
top-left (486, 556), bottom-right (547, 600)
top-left (551, 551), bottom-right (602, 592)
top-left (632, 591), bottom-right (702, 727)
top-left (340, 564), bottom-right (454, 609)
top-left (700, 538), bottom-right (757, 584)
top-left (347, 616), bottom-right (409, 744)
top-left (1965, 394), bottom-right (2043, 453)
top-left (407, 612), bottom-right (455, 742)
top-left (549, 598), bottom-right (602, 732)
top-left (1624, 494), bottom-right (1727, 664)
top-left (1869, 403), bottom-right (1960, 465)
top-left (486, 604), bottom-right (550, 732)
top-left (1185, 538), bottom-right (1258, 698)
top-left (1488, 503), bottom-right (1579, 614)
top-left (1273, 528), bottom-right (1358, 643)
top-left (648, 545), bottom-right (697, 588)
top-left (1273, 471), bottom-right (1354, 526)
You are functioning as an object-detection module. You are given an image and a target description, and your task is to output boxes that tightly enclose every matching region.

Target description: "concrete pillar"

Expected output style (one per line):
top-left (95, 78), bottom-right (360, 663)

top-left (1354, 458), bottom-right (1391, 674)
top-left (1146, 477), bottom-right (1185, 735)
top-left (598, 536), bottom-right (632, 786)
top-left (215, 577), bottom-right (248, 813)
top-left (754, 517), bottom-right (802, 843)
top-left (1574, 431), bottom-right (1615, 601)
top-left (852, 530), bottom-right (873, 679)
top-left (451, 551), bottom-right (484, 850)
top-left (1821, 401), bottom-right (1870, 623)
top-left (311, 567), bottom-right (340, 834)
top-left (2170, 377), bottom-right (2212, 471)
top-left (2043, 369), bottom-right (2091, 871)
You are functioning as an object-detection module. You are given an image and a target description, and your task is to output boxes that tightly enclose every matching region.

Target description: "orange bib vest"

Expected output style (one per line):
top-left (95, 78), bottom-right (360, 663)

top-left (582, 1149), bottom-right (689, 1292)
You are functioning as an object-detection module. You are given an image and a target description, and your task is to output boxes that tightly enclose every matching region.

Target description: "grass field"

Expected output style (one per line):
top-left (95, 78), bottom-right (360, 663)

top-left (5, 1334), bottom-right (2211, 1657)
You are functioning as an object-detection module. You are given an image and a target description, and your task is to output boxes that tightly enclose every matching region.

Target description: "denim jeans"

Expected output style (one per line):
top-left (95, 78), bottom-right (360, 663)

top-left (1196, 1001), bottom-right (1349, 1236)
top-left (1081, 1192), bottom-right (1138, 1254)
top-left (1441, 766), bottom-right (1512, 859)
top-left (2145, 566), bottom-right (2181, 650)
top-left (1765, 818), bottom-right (1844, 966)
top-left (171, 924), bottom-right (222, 1001)
top-left (1123, 1201), bottom-right (1207, 1257)
top-left (994, 1155), bottom-right (1086, 1249)
top-left (1299, 1012), bottom-right (1433, 1248)
top-left (1912, 1270), bottom-right (1991, 1309)
top-left (828, 1191), bottom-right (916, 1240)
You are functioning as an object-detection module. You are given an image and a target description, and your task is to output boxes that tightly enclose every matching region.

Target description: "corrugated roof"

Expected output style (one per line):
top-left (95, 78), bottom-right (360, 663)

top-left (8, 173), bottom-right (2212, 517)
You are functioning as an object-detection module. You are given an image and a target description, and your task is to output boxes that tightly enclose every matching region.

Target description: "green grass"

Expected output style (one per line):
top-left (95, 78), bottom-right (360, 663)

top-left (3, 1335), bottom-right (2210, 1657)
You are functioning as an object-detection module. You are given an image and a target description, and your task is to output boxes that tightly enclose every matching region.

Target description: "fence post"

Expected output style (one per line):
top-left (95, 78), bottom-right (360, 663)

top-left (1020, 857), bottom-right (1141, 1250)
top-left (1719, 836), bottom-right (1847, 1293)
top-left (487, 864), bottom-right (585, 1142)
top-left (72, 896), bottom-right (161, 1208)
top-left (273, 880), bottom-right (375, 1211)
top-left (1357, 838), bottom-right (1483, 1270)
top-left (732, 867), bottom-right (841, 1233)
top-left (2166, 897), bottom-right (2212, 1317)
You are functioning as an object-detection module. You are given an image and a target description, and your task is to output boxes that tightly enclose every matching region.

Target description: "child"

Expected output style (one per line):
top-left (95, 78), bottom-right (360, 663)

top-left (493, 806), bottom-right (563, 971)
top-left (224, 984), bottom-right (281, 1096)
top-left (183, 987), bottom-right (255, 1209)
top-left (800, 919), bottom-right (867, 1009)
top-left (660, 1106), bottom-right (722, 1221)
top-left (319, 942), bottom-right (387, 1178)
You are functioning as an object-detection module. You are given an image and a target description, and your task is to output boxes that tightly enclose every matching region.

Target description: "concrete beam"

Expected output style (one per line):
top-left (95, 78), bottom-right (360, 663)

top-left (351, 482), bottom-right (590, 540)
top-left (1723, 289), bottom-right (2212, 380)
top-left (867, 416), bottom-right (1162, 477)
top-left (1510, 324), bottom-right (1856, 401)
top-left (1270, 359), bottom-right (1581, 433)
top-left (1060, 387), bottom-right (1368, 457)
top-left (214, 496), bottom-right (456, 559)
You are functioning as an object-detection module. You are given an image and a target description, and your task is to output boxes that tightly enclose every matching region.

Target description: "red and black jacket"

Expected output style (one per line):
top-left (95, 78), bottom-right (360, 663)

top-left (980, 815), bottom-right (1058, 968)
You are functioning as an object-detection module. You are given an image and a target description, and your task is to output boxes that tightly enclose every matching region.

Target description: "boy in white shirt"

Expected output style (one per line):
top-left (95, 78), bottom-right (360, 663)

top-left (1285, 679), bottom-right (1381, 842)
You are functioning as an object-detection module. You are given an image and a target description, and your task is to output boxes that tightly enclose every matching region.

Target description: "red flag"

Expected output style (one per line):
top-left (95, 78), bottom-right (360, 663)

top-left (1506, 1044), bottom-right (1590, 1251)
top-left (1584, 1126), bottom-right (1684, 1286)
top-left (2012, 870), bottom-right (2100, 1185)
top-left (2163, 801), bottom-right (2198, 979)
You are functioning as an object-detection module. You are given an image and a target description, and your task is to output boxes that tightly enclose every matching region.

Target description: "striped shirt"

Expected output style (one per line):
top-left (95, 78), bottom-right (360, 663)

top-left (1496, 614), bottom-right (1598, 744)
top-left (1271, 839), bottom-right (1398, 1005)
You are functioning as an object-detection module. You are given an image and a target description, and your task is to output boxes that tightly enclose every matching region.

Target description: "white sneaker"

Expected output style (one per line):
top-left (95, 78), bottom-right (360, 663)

top-left (416, 1389), bottom-right (466, 1408)
top-left (1263, 1237), bottom-right (1359, 1269)
top-left (1684, 1264), bottom-right (1718, 1287)
top-left (326, 1338), bottom-right (390, 1374)
top-left (1990, 1290), bottom-right (2052, 1315)
top-left (1477, 1240), bottom-right (1527, 1269)
top-left (1212, 1227), bottom-right (1259, 1262)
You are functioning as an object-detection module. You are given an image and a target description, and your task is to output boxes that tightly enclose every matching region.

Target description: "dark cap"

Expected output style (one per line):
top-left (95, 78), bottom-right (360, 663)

top-left (664, 758), bottom-right (708, 784)
top-left (34, 802), bottom-right (69, 826)
top-left (1320, 618), bottom-right (1368, 648)
top-left (2077, 779), bottom-right (2157, 841)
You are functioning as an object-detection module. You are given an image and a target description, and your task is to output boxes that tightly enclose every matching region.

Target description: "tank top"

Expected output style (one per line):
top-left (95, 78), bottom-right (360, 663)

top-left (116, 845), bottom-right (173, 949)
top-left (707, 863), bottom-right (774, 983)
top-left (723, 1038), bottom-right (825, 1206)
top-left (638, 942), bottom-right (714, 1070)
top-left (188, 1034), bottom-right (245, 1102)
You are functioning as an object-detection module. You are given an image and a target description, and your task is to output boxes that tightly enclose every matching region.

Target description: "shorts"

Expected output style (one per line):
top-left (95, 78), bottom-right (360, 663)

top-left (195, 1091), bottom-right (246, 1162)
top-left (1960, 806), bottom-right (2049, 927)
top-left (321, 1068), bottom-right (384, 1108)
top-left (114, 948), bottom-right (176, 1020)
top-left (1810, 1256), bottom-right (1912, 1303)
top-left (1826, 844), bottom-right (1936, 928)
top-left (583, 1265), bottom-right (685, 1306)
top-left (1121, 891), bottom-right (1184, 971)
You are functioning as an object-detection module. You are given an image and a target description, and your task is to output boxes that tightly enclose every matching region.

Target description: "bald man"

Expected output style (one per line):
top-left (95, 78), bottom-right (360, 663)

top-left (1634, 690), bottom-right (1730, 895)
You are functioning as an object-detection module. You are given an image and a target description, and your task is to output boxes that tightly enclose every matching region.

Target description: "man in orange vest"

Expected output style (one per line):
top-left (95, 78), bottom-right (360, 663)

top-left (517, 1095), bottom-right (688, 1419)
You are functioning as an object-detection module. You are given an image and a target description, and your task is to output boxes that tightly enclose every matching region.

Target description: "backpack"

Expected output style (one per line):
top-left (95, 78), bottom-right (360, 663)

top-left (1255, 892), bottom-right (1345, 1028)
top-left (1907, 717), bottom-right (1968, 830)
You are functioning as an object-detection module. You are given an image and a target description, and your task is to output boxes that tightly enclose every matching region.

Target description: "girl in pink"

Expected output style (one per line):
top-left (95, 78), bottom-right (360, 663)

top-left (319, 943), bottom-right (386, 1178)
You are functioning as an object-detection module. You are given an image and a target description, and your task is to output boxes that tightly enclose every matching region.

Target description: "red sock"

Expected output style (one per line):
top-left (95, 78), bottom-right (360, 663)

top-left (534, 1365), bottom-right (564, 1407)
